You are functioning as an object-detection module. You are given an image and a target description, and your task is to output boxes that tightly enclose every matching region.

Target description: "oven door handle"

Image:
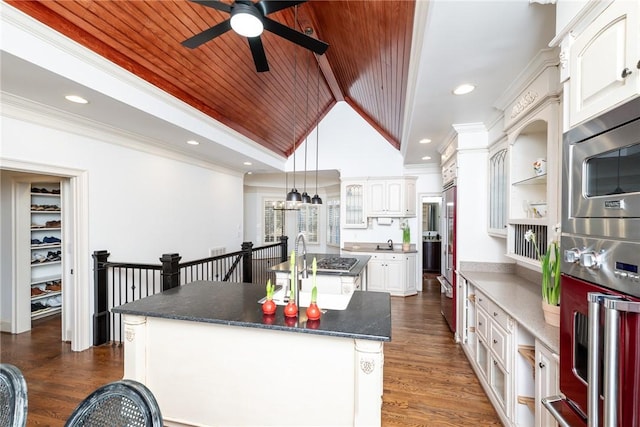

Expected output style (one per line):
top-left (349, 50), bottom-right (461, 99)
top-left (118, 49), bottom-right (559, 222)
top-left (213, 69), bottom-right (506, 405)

top-left (587, 293), bottom-right (623, 427)
top-left (602, 298), bottom-right (640, 427)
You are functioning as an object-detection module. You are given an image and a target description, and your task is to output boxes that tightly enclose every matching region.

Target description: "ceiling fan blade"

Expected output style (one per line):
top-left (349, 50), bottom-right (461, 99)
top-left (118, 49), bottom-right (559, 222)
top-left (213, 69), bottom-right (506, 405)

top-left (256, 0), bottom-right (307, 16)
top-left (263, 17), bottom-right (329, 55)
top-left (182, 19), bottom-right (232, 49)
top-left (248, 37), bottom-right (269, 72)
top-left (189, 0), bottom-right (232, 14)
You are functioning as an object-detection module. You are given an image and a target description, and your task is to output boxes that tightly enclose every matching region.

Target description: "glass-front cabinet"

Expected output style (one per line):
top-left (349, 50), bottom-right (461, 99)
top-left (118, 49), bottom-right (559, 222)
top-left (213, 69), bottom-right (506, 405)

top-left (340, 180), bottom-right (367, 228)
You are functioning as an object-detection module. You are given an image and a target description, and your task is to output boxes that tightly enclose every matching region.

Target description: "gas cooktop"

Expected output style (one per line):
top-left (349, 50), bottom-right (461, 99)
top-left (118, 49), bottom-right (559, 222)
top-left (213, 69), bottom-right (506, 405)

top-left (316, 257), bottom-right (358, 272)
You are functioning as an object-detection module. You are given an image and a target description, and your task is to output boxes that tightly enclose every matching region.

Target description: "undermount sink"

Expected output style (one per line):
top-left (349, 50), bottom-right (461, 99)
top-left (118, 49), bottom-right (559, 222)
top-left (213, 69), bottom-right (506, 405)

top-left (258, 287), bottom-right (353, 310)
top-left (375, 245), bottom-right (394, 251)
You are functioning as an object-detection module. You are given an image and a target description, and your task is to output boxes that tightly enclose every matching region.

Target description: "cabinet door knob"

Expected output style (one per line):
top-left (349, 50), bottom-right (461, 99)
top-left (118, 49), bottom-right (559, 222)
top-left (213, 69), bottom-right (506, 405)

top-left (637, 60), bottom-right (640, 70)
top-left (539, 362), bottom-right (546, 369)
top-left (478, 321), bottom-right (483, 326)
top-left (493, 339), bottom-right (498, 344)
top-left (621, 68), bottom-right (633, 78)
top-left (493, 312), bottom-right (498, 317)
top-left (493, 360), bottom-right (498, 366)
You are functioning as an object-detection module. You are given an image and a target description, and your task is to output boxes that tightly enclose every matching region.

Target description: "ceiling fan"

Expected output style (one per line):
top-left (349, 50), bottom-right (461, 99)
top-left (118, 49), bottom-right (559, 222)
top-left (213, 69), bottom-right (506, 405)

top-left (182, 0), bottom-right (329, 72)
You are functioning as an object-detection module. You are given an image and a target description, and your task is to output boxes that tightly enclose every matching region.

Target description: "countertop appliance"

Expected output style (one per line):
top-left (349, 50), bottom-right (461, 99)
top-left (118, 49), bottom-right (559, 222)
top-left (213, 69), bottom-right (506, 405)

top-left (315, 257), bottom-right (358, 272)
top-left (543, 97), bottom-right (640, 427)
top-left (438, 183), bottom-right (456, 333)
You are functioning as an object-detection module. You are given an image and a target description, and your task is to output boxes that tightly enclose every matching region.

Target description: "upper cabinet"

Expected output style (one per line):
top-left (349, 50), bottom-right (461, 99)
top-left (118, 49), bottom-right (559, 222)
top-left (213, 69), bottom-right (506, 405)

top-left (488, 139), bottom-right (508, 237)
top-left (341, 177), bottom-right (417, 228)
top-left (559, 0), bottom-right (640, 128)
top-left (368, 178), bottom-right (417, 217)
top-left (341, 180), bottom-right (367, 228)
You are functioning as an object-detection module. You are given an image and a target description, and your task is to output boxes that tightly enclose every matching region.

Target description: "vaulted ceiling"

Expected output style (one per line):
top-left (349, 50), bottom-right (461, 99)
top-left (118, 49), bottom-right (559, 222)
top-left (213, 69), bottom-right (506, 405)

top-left (6, 0), bottom-right (415, 158)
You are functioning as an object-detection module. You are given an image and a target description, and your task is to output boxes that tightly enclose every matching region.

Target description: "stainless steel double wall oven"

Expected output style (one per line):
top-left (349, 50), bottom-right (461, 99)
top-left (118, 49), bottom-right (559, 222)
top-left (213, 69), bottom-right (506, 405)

top-left (544, 97), bottom-right (640, 427)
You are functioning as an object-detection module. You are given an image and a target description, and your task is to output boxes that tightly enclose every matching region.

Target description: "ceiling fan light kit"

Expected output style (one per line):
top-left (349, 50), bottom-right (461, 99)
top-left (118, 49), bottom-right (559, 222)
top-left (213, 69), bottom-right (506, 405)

top-left (230, 3), bottom-right (264, 37)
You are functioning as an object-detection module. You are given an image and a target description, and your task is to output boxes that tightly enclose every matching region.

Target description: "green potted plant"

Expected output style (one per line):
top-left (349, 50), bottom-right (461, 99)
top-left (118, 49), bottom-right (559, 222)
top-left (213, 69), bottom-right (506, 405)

top-left (524, 229), bottom-right (560, 326)
top-left (402, 223), bottom-right (411, 252)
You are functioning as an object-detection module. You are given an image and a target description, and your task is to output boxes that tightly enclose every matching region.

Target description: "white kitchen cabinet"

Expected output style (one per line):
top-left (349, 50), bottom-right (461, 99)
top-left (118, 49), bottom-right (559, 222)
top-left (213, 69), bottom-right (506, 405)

top-left (488, 139), bottom-right (508, 237)
top-left (360, 252), bottom-right (415, 296)
top-left (341, 180), bottom-right (367, 228)
top-left (569, 0), bottom-right (640, 128)
top-left (404, 253), bottom-right (416, 296)
top-left (367, 177), bottom-right (417, 218)
top-left (535, 340), bottom-right (559, 427)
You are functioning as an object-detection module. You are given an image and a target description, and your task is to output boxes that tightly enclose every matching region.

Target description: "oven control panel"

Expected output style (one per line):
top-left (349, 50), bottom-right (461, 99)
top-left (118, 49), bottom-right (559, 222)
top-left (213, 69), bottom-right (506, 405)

top-left (562, 235), bottom-right (640, 298)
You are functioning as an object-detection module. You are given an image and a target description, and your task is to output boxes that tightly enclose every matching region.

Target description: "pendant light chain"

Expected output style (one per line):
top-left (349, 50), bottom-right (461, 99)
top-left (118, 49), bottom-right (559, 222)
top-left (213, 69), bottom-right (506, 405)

top-left (285, 4), bottom-right (302, 204)
top-left (301, 47), bottom-right (311, 204)
top-left (312, 53), bottom-right (323, 204)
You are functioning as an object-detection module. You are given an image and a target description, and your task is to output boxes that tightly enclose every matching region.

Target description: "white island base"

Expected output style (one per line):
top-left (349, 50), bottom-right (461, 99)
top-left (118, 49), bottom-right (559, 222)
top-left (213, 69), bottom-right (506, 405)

top-left (122, 315), bottom-right (384, 426)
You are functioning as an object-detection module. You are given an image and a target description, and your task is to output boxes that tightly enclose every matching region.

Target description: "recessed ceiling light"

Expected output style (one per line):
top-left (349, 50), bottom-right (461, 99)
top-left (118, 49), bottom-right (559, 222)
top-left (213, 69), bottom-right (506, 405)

top-left (422, 156), bottom-right (432, 161)
top-left (453, 84), bottom-right (475, 95)
top-left (64, 95), bottom-right (88, 104)
top-left (243, 161), bottom-right (252, 166)
top-left (419, 138), bottom-right (432, 144)
top-left (186, 140), bottom-right (200, 145)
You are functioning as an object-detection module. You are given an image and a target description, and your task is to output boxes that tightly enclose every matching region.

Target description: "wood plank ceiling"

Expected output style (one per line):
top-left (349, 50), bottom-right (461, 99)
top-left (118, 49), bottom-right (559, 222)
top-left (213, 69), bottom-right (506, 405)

top-left (7, 0), bottom-right (415, 158)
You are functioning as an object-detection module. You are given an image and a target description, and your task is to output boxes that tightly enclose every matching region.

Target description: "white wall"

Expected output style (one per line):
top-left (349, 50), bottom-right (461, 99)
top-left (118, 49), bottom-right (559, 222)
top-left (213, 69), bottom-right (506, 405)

top-left (1, 115), bottom-right (244, 263)
top-left (454, 125), bottom-right (510, 265)
top-left (287, 102), bottom-right (405, 177)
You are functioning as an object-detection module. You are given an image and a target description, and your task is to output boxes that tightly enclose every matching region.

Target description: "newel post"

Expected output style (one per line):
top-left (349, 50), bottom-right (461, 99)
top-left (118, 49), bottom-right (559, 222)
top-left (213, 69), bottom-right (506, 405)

top-left (279, 235), bottom-right (288, 263)
top-left (241, 242), bottom-right (253, 283)
top-left (92, 250), bottom-right (110, 346)
top-left (160, 253), bottom-right (182, 291)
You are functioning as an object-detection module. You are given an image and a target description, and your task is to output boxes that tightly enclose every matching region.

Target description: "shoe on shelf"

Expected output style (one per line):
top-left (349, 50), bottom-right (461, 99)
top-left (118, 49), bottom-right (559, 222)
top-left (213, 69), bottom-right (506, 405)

top-left (43, 236), bottom-right (61, 244)
top-left (45, 220), bottom-right (61, 228)
top-left (46, 282), bottom-right (62, 292)
top-left (51, 189), bottom-right (60, 194)
top-left (31, 238), bottom-right (43, 246)
top-left (31, 188), bottom-right (41, 193)
top-left (31, 287), bottom-right (45, 296)
top-left (31, 253), bottom-right (47, 264)
top-left (46, 251), bottom-right (61, 262)
top-left (31, 302), bottom-right (47, 312)
top-left (31, 223), bottom-right (45, 229)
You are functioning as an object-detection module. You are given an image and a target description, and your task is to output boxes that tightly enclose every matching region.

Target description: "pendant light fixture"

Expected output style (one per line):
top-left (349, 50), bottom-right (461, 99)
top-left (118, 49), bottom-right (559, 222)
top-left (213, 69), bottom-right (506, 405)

top-left (286, 13), bottom-right (301, 206)
top-left (311, 54), bottom-right (323, 205)
top-left (301, 49), bottom-right (312, 205)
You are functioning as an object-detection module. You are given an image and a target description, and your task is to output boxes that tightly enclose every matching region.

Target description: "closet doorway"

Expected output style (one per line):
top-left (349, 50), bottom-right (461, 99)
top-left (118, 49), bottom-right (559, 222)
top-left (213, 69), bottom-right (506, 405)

top-left (1, 160), bottom-right (90, 351)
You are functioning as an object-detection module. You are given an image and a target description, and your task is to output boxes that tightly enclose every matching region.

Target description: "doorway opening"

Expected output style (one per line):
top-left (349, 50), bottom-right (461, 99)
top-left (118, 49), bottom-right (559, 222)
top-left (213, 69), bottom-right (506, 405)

top-left (420, 196), bottom-right (442, 275)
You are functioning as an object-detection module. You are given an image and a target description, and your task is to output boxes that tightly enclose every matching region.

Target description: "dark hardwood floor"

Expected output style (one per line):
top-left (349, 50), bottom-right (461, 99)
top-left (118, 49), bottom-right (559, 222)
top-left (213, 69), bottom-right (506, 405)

top-left (2, 275), bottom-right (500, 426)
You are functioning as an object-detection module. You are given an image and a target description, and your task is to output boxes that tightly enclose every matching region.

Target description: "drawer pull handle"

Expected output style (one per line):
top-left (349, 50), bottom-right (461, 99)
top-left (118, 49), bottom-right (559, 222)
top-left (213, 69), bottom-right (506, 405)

top-left (539, 362), bottom-right (545, 369)
top-left (493, 312), bottom-right (498, 317)
top-left (493, 360), bottom-right (498, 366)
top-left (478, 322), bottom-right (483, 326)
top-left (621, 67), bottom-right (633, 78)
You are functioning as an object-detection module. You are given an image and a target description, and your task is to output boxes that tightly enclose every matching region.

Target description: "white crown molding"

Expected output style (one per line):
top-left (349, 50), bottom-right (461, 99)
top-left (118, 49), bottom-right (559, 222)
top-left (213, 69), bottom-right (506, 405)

top-left (493, 47), bottom-right (560, 111)
top-left (548, 0), bottom-right (614, 47)
top-left (1, 93), bottom-right (243, 177)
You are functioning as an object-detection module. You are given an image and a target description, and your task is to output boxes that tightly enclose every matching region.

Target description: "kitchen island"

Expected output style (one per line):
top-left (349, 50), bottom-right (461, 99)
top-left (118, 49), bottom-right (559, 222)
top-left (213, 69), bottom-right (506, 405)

top-left (112, 280), bottom-right (391, 427)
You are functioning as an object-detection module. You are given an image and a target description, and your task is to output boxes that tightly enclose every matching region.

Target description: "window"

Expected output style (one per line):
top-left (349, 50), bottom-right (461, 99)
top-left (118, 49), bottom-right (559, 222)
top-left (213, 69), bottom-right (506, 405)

top-left (327, 198), bottom-right (340, 246)
top-left (263, 200), bottom-right (284, 243)
top-left (297, 205), bottom-right (319, 244)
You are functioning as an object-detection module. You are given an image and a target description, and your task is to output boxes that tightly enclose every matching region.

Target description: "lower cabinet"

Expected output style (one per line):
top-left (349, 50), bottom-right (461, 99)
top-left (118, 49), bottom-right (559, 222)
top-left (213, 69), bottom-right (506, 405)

top-left (364, 252), bottom-right (416, 296)
top-left (535, 340), bottom-right (559, 427)
top-left (461, 283), bottom-right (559, 427)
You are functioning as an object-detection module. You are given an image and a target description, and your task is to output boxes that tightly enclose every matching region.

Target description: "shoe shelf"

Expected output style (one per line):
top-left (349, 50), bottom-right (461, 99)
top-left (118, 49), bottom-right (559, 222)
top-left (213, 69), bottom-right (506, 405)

top-left (31, 290), bottom-right (62, 303)
top-left (30, 183), bottom-right (62, 321)
top-left (30, 243), bottom-right (62, 250)
top-left (31, 260), bottom-right (61, 268)
top-left (31, 306), bottom-right (61, 321)
top-left (31, 274), bottom-right (62, 286)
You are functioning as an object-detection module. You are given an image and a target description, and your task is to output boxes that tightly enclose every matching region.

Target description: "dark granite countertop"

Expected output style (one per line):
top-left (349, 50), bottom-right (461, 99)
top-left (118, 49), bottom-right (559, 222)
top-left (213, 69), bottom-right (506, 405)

top-left (112, 281), bottom-right (391, 342)
top-left (269, 253), bottom-right (370, 277)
